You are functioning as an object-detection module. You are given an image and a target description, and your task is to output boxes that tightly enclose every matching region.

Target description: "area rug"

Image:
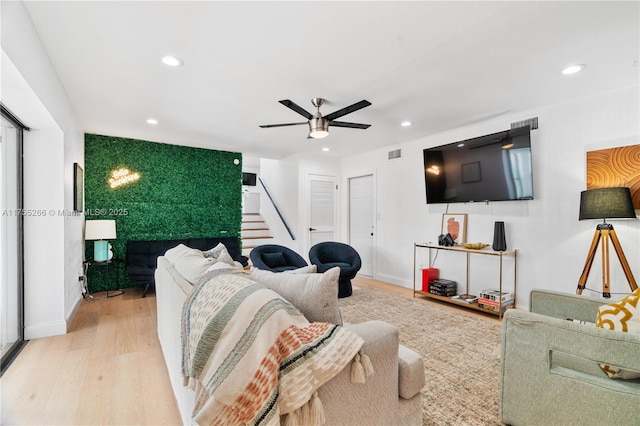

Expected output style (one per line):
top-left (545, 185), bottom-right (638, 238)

top-left (339, 287), bottom-right (503, 426)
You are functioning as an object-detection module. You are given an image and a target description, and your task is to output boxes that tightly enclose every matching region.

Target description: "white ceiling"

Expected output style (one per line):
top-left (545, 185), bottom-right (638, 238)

top-left (22, 1), bottom-right (639, 160)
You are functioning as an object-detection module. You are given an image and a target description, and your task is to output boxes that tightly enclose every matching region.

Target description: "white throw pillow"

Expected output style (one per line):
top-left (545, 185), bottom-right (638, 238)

top-left (202, 242), bottom-right (235, 266)
top-left (249, 266), bottom-right (342, 325)
top-left (166, 244), bottom-right (215, 284)
top-left (164, 243), bottom-right (194, 265)
top-left (282, 265), bottom-right (317, 274)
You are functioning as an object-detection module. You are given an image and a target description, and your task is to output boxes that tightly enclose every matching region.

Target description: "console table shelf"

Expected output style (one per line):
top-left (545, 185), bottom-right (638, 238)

top-left (412, 243), bottom-right (518, 318)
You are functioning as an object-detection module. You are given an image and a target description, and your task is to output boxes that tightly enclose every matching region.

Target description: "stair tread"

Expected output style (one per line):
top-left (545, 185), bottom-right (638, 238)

top-left (242, 235), bottom-right (274, 240)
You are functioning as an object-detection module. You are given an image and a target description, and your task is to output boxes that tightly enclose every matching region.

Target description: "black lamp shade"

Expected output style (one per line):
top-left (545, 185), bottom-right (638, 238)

top-left (579, 187), bottom-right (637, 221)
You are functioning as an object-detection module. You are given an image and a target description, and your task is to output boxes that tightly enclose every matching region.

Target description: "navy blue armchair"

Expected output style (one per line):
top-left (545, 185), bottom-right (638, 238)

top-left (309, 242), bottom-right (361, 298)
top-left (249, 244), bottom-right (308, 272)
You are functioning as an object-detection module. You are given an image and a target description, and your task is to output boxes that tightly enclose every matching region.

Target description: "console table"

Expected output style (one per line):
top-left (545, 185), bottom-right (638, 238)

top-left (412, 243), bottom-right (517, 318)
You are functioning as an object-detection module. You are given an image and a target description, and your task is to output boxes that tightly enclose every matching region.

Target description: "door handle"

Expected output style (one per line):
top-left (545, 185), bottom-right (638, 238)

top-left (309, 227), bottom-right (316, 231)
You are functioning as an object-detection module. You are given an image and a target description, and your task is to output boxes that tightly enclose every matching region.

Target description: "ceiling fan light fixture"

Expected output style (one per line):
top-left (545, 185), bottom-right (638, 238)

top-left (308, 117), bottom-right (329, 139)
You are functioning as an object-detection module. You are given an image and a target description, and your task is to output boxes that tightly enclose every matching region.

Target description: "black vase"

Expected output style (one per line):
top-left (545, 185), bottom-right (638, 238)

top-left (492, 221), bottom-right (507, 251)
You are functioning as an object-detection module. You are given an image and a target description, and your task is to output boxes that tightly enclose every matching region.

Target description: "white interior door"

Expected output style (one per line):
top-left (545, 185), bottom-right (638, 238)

top-left (308, 174), bottom-right (337, 248)
top-left (349, 175), bottom-right (374, 276)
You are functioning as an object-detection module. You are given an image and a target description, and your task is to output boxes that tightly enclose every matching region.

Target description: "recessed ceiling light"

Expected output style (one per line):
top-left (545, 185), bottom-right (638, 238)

top-left (561, 64), bottom-right (585, 75)
top-left (146, 118), bottom-right (158, 125)
top-left (322, 147), bottom-right (330, 152)
top-left (401, 121), bottom-right (412, 127)
top-left (162, 56), bottom-right (183, 67)
top-left (457, 143), bottom-right (465, 148)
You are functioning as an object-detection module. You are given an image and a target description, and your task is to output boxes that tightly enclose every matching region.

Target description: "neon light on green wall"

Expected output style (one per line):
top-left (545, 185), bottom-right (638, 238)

top-left (108, 167), bottom-right (140, 188)
top-left (84, 133), bottom-right (242, 292)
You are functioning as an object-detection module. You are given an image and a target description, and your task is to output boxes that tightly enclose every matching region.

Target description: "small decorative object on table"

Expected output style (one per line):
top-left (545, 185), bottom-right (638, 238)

top-left (492, 221), bottom-right (507, 251)
top-left (441, 213), bottom-right (467, 244)
top-left (461, 242), bottom-right (489, 249)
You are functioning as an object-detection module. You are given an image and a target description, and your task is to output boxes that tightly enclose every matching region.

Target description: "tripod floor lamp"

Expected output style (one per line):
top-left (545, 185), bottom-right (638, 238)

top-left (577, 187), bottom-right (638, 298)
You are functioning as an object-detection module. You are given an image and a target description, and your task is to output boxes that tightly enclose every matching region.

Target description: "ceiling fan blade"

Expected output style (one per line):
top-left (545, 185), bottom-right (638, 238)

top-left (259, 122), bottom-right (308, 128)
top-left (328, 121), bottom-right (371, 129)
top-left (323, 100), bottom-right (371, 121)
top-left (279, 100), bottom-right (313, 120)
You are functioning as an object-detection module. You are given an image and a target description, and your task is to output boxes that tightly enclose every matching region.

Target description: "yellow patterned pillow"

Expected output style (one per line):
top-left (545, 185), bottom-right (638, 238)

top-left (595, 287), bottom-right (640, 379)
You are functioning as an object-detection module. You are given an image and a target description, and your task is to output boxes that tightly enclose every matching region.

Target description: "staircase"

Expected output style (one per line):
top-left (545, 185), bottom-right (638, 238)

top-left (241, 213), bottom-right (273, 258)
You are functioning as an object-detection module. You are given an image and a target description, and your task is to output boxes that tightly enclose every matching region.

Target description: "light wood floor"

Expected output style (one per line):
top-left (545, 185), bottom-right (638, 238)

top-left (1, 287), bottom-right (181, 425)
top-left (1, 275), bottom-right (496, 425)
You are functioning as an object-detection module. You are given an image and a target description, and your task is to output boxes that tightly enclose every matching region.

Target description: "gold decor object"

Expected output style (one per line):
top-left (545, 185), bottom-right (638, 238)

top-left (461, 242), bottom-right (489, 249)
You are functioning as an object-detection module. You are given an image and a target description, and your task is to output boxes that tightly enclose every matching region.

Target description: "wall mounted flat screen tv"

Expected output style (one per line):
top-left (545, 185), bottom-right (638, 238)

top-left (242, 172), bottom-right (257, 186)
top-left (423, 126), bottom-right (533, 204)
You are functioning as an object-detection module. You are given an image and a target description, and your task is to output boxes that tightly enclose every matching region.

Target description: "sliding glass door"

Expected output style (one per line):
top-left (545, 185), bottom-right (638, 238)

top-left (1, 105), bottom-right (26, 375)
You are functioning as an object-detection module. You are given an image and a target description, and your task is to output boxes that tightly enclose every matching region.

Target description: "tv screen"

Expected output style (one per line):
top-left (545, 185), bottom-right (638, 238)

top-left (242, 172), bottom-right (257, 186)
top-left (423, 126), bottom-right (533, 204)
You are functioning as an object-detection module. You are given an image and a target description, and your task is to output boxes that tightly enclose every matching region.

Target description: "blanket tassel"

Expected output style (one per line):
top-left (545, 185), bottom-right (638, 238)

top-left (300, 399), bottom-right (310, 424)
top-left (309, 391), bottom-right (325, 425)
top-left (284, 392), bottom-right (325, 426)
top-left (351, 349), bottom-right (375, 383)
top-left (361, 350), bottom-right (374, 377)
top-left (284, 408), bottom-right (300, 426)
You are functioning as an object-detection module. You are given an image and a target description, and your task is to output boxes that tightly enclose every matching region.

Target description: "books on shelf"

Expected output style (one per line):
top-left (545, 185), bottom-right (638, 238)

top-left (451, 294), bottom-right (478, 303)
top-left (479, 289), bottom-right (513, 302)
top-left (477, 300), bottom-right (514, 312)
top-left (476, 289), bottom-right (514, 312)
top-left (428, 279), bottom-right (457, 296)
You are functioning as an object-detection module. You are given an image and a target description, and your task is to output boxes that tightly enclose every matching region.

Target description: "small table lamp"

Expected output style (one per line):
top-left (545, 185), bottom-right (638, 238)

top-left (577, 187), bottom-right (638, 298)
top-left (85, 220), bottom-right (117, 262)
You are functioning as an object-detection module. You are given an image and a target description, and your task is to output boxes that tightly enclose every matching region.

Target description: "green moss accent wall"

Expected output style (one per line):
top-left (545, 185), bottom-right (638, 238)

top-left (84, 134), bottom-right (242, 292)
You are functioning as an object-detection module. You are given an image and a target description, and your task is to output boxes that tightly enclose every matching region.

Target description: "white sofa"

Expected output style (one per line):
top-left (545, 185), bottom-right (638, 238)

top-left (155, 254), bottom-right (425, 425)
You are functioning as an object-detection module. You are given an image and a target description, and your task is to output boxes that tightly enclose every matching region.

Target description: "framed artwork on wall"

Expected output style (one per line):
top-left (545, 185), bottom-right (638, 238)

top-left (73, 162), bottom-right (84, 212)
top-left (441, 213), bottom-right (467, 244)
top-left (586, 144), bottom-right (640, 209)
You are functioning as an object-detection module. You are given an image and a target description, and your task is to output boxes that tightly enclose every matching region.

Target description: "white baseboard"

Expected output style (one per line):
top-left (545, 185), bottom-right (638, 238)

top-left (373, 272), bottom-right (413, 289)
top-left (65, 295), bottom-right (83, 331)
top-left (25, 320), bottom-right (67, 340)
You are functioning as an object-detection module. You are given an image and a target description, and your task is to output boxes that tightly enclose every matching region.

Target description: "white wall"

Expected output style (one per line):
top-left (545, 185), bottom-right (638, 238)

top-left (1, 1), bottom-right (84, 338)
top-left (259, 152), bottom-right (342, 260)
top-left (260, 155), bottom-right (302, 252)
top-left (341, 85), bottom-right (639, 310)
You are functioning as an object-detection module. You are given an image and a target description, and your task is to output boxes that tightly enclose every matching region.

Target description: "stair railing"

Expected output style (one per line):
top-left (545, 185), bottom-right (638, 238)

top-left (258, 178), bottom-right (295, 240)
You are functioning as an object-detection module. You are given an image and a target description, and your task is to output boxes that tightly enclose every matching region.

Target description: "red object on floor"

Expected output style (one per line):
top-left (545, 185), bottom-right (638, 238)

top-left (422, 268), bottom-right (439, 292)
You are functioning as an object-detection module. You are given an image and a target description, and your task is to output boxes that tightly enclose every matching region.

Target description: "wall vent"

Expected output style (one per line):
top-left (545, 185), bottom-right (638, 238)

top-left (511, 117), bottom-right (538, 130)
top-left (388, 148), bottom-right (402, 160)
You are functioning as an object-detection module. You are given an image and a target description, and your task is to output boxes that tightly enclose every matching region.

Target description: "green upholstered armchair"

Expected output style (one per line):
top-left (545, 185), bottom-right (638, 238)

top-left (500, 289), bottom-right (639, 426)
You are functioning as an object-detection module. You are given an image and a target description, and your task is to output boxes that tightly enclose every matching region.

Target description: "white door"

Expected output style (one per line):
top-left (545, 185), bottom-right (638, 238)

top-left (308, 174), bottom-right (337, 248)
top-left (349, 175), bottom-right (374, 276)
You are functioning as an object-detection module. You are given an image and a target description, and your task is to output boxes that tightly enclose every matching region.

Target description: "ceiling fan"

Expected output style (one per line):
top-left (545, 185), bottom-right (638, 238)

top-left (260, 98), bottom-right (371, 139)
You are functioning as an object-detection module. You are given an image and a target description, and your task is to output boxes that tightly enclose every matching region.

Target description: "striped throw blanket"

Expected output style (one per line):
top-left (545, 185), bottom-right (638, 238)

top-left (181, 270), bottom-right (366, 425)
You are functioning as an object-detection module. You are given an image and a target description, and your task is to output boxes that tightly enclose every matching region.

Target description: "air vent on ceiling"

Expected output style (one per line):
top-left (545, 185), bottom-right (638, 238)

top-left (388, 148), bottom-right (402, 160)
top-left (511, 117), bottom-right (538, 130)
